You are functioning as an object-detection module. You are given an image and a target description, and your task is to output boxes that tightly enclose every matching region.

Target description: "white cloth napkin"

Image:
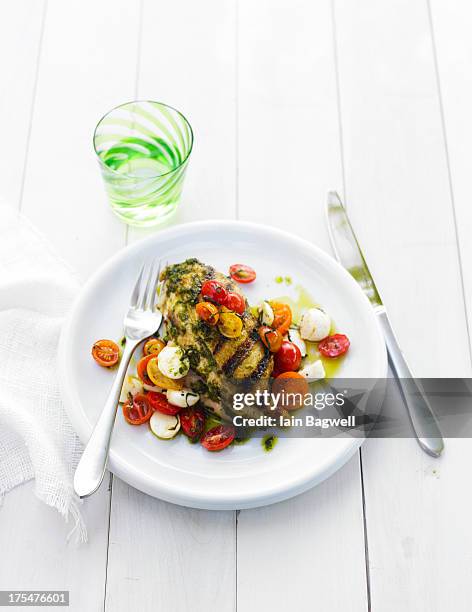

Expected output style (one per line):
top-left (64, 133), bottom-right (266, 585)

top-left (0, 204), bottom-right (86, 542)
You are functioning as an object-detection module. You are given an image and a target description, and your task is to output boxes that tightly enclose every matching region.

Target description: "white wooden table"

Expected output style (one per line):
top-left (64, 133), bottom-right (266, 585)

top-left (1, 1), bottom-right (471, 610)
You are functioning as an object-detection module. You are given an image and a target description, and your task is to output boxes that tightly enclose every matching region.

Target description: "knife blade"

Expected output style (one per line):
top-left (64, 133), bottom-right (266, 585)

top-left (326, 191), bottom-right (444, 457)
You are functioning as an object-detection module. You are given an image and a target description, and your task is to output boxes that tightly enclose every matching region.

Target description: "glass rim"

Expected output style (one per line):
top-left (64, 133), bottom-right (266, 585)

top-left (92, 99), bottom-right (194, 179)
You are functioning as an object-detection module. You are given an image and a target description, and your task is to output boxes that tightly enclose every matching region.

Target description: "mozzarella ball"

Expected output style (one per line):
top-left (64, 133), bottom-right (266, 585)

top-left (119, 375), bottom-right (144, 403)
top-left (149, 411), bottom-right (181, 439)
top-left (166, 388), bottom-right (200, 408)
top-left (299, 308), bottom-right (331, 342)
top-left (157, 345), bottom-right (189, 379)
top-left (287, 328), bottom-right (307, 357)
top-left (299, 360), bottom-right (326, 381)
top-left (259, 301), bottom-right (274, 326)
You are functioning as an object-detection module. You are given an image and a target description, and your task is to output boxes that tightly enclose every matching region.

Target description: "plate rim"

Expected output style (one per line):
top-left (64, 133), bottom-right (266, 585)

top-left (59, 219), bottom-right (387, 509)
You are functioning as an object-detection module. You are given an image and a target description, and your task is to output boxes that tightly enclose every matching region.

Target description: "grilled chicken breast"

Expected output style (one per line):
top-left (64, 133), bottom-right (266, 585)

top-left (159, 259), bottom-right (273, 420)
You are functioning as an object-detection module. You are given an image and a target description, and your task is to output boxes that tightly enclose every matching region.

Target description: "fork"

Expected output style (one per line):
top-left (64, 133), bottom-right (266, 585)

top-left (74, 260), bottom-right (163, 498)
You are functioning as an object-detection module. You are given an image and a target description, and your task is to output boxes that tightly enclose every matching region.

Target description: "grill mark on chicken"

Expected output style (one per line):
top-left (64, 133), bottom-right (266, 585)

top-left (249, 350), bottom-right (272, 380)
top-left (222, 336), bottom-right (257, 376)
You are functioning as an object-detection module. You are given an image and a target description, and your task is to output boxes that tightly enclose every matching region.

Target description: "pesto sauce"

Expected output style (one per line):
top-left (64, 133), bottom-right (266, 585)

top-left (271, 284), bottom-right (346, 379)
top-left (262, 434), bottom-right (278, 452)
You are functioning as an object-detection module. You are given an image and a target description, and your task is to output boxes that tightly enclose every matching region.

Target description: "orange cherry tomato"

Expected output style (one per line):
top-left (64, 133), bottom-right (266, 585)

top-left (270, 302), bottom-right (292, 335)
top-left (258, 326), bottom-right (283, 353)
top-left (122, 393), bottom-right (152, 425)
top-left (92, 339), bottom-right (120, 367)
top-left (137, 354), bottom-right (154, 385)
top-left (272, 372), bottom-right (309, 410)
top-left (195, 301), bottom-right (220, 325)
top-left (143, 338), bottom-right (166, 356)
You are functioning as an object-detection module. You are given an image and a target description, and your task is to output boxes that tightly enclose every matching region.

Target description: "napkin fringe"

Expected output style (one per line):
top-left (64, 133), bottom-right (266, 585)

top-left (37, 489), bottom-right (88, 544)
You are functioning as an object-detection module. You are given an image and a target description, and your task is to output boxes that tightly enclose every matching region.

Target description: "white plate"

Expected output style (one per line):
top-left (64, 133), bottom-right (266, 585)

top-left (59, 221), bottom-right (387, 509)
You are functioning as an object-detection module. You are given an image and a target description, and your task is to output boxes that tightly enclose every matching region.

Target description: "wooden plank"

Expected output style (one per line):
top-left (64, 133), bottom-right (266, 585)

top-left (127, 0), bottom-right (237, 245)
top-left (106, 2), bottom-right (238, 611)
top-left (236, 1), bottom-right (368, 610)
top-left (20, 0), bottom-right (140, 279)
top-left (0, 479), bottom-right (111, 612)
top-left (238, 457), bottom-right (368, 611)
top-left (1, 1), bottom-right (142, 610)
top-left (334, 0), bottom-right (472, 609)
top-left (429, 0), bottom-right (472, 351)
top-left (0, 6), bottom-right (110, 611)
top-left (106, 479), bottom-right (236, 612)
top-left (0, 0), bottom-right (45, 207)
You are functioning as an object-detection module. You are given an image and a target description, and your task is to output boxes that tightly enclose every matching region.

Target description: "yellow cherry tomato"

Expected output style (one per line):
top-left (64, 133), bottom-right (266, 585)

top-left (218, 312), bottom-right (243, 338)
top-left (146, 357), bottom-right (184, 390)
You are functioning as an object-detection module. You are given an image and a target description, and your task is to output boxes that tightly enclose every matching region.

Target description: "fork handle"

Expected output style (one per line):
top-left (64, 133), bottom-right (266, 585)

top-left (377, 310), bottom-right (444, 458)
top-left (74, 341), bottom-right (138, 498)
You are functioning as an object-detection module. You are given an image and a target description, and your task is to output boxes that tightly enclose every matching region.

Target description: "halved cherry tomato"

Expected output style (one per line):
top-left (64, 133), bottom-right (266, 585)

top-left (143, 338), bottom-right (166, 356)
top-left (273, 340), bottom-right (302, 375)
top-left (137, 354), bottom-right (155, 385)
top-left (318, 334), bottom-right (350, 358)
top-left (224, 291), bottom-right (246, 315)
top-left (229, 263), bottom-right (256, 284)
top-left (201, 424), bottom-right (235, 451)
top-left (196, 301), bottom-right (220, 325)
top-left (180, 406), bottom-right (206, 442)
top-left (201, 280), bottom-right (227, 305)
top-left (270, 302), bottom-right (292, 335)
top-left (218, 312), bottom-right (243, 338)
top-left (258, 325), bottom-right (283, 353)
top-left (147, 391), bottom-right (181, 415)
top-left (272, 372), bottom-right (309, 410)
top-left (92, 339), bottom-right (120, 367)
top-left (122, 393), bottom-right (152, 425)
top-left (146, 357), bottom-right (184, 390)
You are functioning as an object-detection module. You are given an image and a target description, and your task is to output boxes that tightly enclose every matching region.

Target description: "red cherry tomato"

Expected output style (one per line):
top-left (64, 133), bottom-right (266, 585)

top-left (273, 341), bottom-right (302, 375)
top-left (122, 393), bottom-right (152, 425)
top-left (201, 280), bottom-right (228, 305)
top-left (229, 263), bottom-right (256, 283)
top-left (224, 291), bottom-right (246, 315)
top-left (180, 406), bottom-right (206, 442)
top-left (318, 334), bottom-right (350, 358)
top-left (147, 391), bottom-right (181, 415)
top-left (201, 424), bottom-right (235, 451)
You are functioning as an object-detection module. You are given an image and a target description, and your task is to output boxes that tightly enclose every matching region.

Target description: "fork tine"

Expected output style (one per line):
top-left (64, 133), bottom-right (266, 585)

top-left (130, 263), bottom-right (145, 308)
top-left (136, 263), bottom-right (151, 310)
top-left (150, 260), bottom-right (163, 310)
top-left (144, 258), bottom-right (161, 311)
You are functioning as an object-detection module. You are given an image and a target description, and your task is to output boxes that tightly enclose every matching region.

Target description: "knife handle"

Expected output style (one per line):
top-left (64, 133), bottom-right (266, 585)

top-left (377, 310), bottom-right (444, 457)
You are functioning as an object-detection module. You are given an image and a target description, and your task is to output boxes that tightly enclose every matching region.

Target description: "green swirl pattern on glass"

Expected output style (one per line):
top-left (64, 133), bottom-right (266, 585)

top-left (94, 101), bottom-right (193, 227)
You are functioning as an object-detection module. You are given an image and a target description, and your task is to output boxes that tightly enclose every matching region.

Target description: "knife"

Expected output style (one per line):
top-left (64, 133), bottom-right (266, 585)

top-left (326, 191), bottom-right (444, 458)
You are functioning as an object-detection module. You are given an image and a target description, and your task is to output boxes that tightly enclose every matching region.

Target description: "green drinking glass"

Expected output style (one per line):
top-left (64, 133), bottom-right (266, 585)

top-left (93, 100), bottom-right (193, 227)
